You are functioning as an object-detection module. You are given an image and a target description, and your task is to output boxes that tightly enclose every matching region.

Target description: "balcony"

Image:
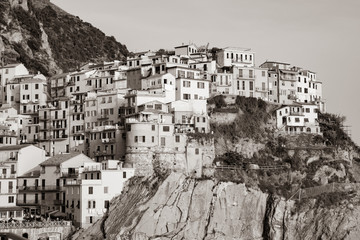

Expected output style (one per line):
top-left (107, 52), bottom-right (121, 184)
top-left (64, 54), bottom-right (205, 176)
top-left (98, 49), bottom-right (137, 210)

top-left (101, 138), bottom-right (116, 144)
top-left (237, 75), bottom-right (255, 80)
top-left (65, 179), bottom-right (81, 186)
top-left (97, 114), bottom-right (109, 120)
top-left (16, 199), bottom-right (40, 206)
top-left (0, 174), bottom-right (16, 179)
top-left (94, 150), bottom-right (114, 157)
top-left (61, 172), bottom-right (78, 178)
top-left (19, 186), bottom-right (63, 192)
top-left (54, 200), bottom-right (64, 205)
top-left (255, 87), bottom-right (268, 92)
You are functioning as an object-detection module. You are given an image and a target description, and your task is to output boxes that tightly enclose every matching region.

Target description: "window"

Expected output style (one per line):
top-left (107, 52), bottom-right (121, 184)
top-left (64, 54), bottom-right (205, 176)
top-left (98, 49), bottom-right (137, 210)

top-left (249, 70), bottom-right (254, 78)
top-left (249, 82), bottom-right (253, 91)
top-left (123, 172), bottom-right (127, 178)
top-left (306, 108), bottom-right (310, 113)
top-left (295, 118), bottom-right (300, 123)
top-left (161, 137), bottom-right (165, 146)
top-left (183, 81), bottom-right (191, 87)
top-left (152, 136), bottom-right (154, 142)
top-left (242, 81), bottom-right (245, 90)
top-left (197, 82), bottom-right (205, 89)
top-left (88, 187), bottom-right (93, 194)
top-left (183, 94), bottom-right (190, 100)
top-left (304, 118), bottom-right (309, 122)
top-left (8, 196), bottom-right (14, 203)
top-left (195, 148), bottom-right (199, 155)
top-left (175, 135), bottom-right (180, 142)
top-left (152, 125), bottom-right (155, 131)
top-left (89, 216), bottom-right (93, 224)
top-left (104, 200), bottom-right (110, 209)
top-left (93, 201), bottom-right (96, 208)
top-left (35, 94), bottom-right (39, 99)
top-left (35, 84), bottom-right (39, 89)
top-left (24, 84), bottom-right (28, 90)
top-left (262, 71), bottom-right (265, 77)
top-left (134, 136), bottom-right (138, 143)
top-left (163, 126), bottom-right (170, 132)
top-left (155, 104), bottom-right (162, 110)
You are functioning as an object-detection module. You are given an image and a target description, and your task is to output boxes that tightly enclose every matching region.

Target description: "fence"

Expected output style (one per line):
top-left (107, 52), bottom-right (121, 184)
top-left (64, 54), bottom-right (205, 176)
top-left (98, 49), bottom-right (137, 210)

top-left (288, 183), bottom-right (360, 200)
top-left (0, 221), bottom-right (71, 229)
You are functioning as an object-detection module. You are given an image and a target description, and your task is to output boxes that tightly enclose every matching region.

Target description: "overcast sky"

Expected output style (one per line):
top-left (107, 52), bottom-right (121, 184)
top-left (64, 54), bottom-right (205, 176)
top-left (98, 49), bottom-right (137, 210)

top-left (52, 0), bottom-right (360, 145)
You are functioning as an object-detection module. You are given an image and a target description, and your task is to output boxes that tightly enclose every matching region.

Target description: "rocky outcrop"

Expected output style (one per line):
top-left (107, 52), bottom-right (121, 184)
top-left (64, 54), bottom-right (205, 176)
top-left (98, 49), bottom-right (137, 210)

top-left (75, 172), bottom-right (360, 240)
top-left (0, 0), bottom-right (128, 75)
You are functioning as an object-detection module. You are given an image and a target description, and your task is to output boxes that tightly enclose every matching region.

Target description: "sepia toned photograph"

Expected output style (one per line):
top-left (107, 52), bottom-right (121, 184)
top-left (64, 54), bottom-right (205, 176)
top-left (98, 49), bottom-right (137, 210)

top-left (0, 0), bottom-right (359, 239)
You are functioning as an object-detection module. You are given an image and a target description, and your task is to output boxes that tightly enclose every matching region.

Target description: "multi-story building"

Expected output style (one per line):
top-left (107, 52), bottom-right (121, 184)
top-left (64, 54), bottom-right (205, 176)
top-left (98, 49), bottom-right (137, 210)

top-left (37, 153), bottom-right (94, 215)
top-left (38, 98), bottom-right (71, 156)
top-left (64, 160), bottom-right (134, 228)
top-left (275, 103), bottom-right (321, 135)
top-left (216, 47), bottom-right (255, 68)
top-left (174, 44), bottom-right (198, 56)
top-left (0, 145), bottom-right (46, 221)
top-left (86, 125), bottom-right (126, 162)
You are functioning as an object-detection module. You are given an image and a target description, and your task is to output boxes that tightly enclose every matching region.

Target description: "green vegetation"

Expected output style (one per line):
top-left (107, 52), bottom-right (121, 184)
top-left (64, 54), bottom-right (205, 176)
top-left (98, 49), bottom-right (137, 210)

top-left (318, 112), bottom-right (360, 152)
top-left (211, 96), bottom-right (271, 141)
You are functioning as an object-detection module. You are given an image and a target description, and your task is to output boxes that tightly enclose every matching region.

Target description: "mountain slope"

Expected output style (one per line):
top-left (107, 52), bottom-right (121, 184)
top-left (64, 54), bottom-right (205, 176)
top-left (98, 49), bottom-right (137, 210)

top-left (0, 0), bottom-right (128, 76)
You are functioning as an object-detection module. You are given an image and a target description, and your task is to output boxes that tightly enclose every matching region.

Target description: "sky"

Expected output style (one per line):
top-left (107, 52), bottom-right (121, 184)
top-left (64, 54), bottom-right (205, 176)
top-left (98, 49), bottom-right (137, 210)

top-left (52, 0), bottom-right (360, 145)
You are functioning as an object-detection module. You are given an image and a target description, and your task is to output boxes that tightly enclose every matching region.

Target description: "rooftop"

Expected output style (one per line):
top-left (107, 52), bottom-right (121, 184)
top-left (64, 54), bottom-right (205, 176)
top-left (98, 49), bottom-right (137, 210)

top-left (40, 152), bottom-right (82, 166)
top-left (18, 165), bottom-right (41, 178)
top-left (0, 144), bottom-right (34, 151)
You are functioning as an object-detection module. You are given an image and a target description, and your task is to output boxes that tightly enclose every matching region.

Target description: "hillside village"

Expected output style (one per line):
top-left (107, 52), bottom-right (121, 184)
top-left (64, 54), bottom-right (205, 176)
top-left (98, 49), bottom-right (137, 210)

top-left (0, 42), bottom-right (329, 231)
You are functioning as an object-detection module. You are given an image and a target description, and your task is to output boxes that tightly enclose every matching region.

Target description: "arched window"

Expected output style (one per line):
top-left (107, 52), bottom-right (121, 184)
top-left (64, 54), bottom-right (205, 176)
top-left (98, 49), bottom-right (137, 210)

top-left (307, 127), bottom-right (311, 133)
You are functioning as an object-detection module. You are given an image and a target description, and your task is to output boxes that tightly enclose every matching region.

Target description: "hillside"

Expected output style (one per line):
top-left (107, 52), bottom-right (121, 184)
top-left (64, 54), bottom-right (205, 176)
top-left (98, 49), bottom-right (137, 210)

top-left (0, 0), bottom-right (128, 76)
top-left (73, 96), bottom-right (360, 240)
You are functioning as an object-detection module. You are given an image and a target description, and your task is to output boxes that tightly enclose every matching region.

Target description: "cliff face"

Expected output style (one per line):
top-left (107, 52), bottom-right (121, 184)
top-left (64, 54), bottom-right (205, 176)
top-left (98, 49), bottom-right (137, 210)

top-left (75, 172), bottom-right (360, 240)
top-left (0, 0), bottom-right (128, 75)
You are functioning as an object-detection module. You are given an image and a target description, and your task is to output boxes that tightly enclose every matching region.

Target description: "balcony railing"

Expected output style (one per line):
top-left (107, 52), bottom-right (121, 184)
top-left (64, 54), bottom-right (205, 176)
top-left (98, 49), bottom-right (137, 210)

top-left (54, 200), bottom-right (64, 205)
top-left (16, 199), bottom-right (40, 206)
top-left (19, 186), bottom-right (63, 191)
top-left (0, 174), bottom-right (16, 179)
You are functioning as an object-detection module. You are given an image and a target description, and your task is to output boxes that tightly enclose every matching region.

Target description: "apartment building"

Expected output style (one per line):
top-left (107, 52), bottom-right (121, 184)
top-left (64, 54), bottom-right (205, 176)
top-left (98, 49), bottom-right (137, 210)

top-left (64, 160), bottom-right (134, 228)
top-left (216, 47), bottom-right (255, 68)
top-left (275, 103), bottom-right (321, 135)
top-left (86, 125), bottom-right (126, 162)
top-left (37, 153), bottom-right (94, 215)
top-left (0, 145), bottom-right (46, 221)
top-left (174, 44), bottom-right (198, 56)
top-left (0, 63), bottom-right (29, 87)
top-left (38, 98), bottom-right (71, 156)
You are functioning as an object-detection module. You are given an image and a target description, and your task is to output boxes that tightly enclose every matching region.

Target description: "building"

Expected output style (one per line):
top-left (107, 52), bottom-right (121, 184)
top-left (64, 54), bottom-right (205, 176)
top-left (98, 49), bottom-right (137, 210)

top-left (0, 145), bottom-right (46, 221)
top-left (275, 103), bottom-right (321, 135)
top-left (37, 153), bottom-right (94, 215)
top-left (64, 160), bottom-right (134, 228)
top-left (216, 47), bottom-right (255, 68)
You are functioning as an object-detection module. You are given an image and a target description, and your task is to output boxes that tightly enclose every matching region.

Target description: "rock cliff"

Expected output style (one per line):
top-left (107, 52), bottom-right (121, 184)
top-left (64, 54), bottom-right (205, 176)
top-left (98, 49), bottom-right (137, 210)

top-left (75, 172), bottom-right (360, 240)
top-left (0, 0), bottom-right (128, 75)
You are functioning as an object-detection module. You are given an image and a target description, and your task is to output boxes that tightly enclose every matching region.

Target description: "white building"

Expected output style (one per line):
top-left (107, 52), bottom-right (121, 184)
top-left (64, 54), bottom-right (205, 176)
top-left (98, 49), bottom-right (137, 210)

top-left (275, 103), bottom-right (321, 135)
top-left (0, 145), bottom-right (46, 221)
top-left (64, 160), bottom-right (134, 228)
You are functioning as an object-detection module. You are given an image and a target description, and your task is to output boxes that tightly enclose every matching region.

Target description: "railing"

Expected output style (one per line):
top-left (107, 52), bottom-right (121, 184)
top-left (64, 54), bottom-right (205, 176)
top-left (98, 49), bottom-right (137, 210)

top-left (0, 174), bottom-right (16, 179)
top-left (0, 221), bottom-right (71, 229)
top-left (19, 186), bottom-right (62, 191)
top-left (16, 199), bottom-right (39, 205)
top-left (53, 200), bottom-right (64, 205)
top-left (83, 165), bottom-right (101, 172)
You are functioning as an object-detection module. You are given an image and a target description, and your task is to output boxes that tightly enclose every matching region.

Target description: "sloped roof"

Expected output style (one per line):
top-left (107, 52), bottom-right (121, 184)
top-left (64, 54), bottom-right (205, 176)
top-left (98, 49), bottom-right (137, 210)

top-left (0, 144), bottom-right (34, 151)
top-left (40, 152), bottom-right (83, 166)
top-left (18, 165), bottom-right (41, 178)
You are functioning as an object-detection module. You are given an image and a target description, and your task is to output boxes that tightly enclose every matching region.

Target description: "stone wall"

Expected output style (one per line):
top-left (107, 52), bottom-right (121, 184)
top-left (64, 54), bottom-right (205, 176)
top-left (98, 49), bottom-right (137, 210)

top-left (125, 138), bottom-right (215, 178)
top-left (0, 221), bottom-right (73, 240)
